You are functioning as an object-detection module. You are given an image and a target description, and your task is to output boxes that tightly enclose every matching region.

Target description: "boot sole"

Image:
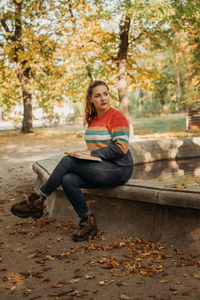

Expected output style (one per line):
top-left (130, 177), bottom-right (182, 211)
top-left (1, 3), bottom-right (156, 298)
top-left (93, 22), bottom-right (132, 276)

top-left (72, 229), bottom-right (98, 242)
top-left (10, 207), bottom-right (43, 219)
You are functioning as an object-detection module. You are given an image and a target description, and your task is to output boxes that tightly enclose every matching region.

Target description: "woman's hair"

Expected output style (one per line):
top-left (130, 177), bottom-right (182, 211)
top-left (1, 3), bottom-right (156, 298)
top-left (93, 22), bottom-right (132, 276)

top-left (84, 80), bottom-right (109, 126)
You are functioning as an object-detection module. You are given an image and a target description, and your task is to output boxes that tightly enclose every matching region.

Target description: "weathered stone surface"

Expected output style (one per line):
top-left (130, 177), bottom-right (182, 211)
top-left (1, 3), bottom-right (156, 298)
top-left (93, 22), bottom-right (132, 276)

top-left (130, 137), bottom-right (200, 164)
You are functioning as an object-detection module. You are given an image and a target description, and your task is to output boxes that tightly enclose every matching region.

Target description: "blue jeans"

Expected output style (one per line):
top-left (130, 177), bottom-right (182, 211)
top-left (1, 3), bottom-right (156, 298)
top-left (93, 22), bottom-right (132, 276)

top-left (40, 156), bottom-right (133, 218)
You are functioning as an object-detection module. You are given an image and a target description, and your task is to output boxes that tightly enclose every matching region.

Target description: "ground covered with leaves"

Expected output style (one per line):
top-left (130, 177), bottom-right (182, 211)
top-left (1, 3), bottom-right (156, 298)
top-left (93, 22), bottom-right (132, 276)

top-left (1, 127), bottom-right (200, 300)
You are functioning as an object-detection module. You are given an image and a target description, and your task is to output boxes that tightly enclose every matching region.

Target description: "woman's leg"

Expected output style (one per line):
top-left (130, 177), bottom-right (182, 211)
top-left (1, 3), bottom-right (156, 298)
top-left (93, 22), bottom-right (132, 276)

top-left (40, 156), bottom-right (133, 197)
top-left (61, 172), bottom-right (99, 243)
top-left (11, 155), bottom-right (132, 221)
top-left (58, 159), bottom-right (132, 242)
top-left (61, 172), bottom-right (96, 218)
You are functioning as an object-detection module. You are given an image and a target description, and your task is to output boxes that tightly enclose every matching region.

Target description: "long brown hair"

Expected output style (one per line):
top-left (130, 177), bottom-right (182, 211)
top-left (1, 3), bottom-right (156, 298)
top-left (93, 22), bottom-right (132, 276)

top-left (84, 80), bottom-right (109, 126)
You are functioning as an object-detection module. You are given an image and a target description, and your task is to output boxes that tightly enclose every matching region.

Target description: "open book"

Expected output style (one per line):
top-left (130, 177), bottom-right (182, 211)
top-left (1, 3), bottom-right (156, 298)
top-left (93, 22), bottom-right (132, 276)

top-left (64, 152), bottom-right (102, 162)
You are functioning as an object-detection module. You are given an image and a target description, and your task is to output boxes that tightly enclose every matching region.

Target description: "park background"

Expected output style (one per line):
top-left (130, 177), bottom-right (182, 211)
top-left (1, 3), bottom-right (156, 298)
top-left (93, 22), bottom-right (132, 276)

top-left (0, 0), bottom-right (199, 135)
top-left (1, 2), bottom-right (200, 299)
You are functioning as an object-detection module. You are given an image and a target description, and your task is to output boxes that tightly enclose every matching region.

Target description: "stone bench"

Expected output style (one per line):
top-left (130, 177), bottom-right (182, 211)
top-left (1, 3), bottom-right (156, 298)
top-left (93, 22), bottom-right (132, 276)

top-left (33, 137), bottom-right (200, 251)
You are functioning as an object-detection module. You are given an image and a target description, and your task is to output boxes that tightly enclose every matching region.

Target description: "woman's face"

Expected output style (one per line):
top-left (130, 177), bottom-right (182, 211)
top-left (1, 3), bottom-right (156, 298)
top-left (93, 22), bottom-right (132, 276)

top-left (90, 84), bottom-right (110, 117)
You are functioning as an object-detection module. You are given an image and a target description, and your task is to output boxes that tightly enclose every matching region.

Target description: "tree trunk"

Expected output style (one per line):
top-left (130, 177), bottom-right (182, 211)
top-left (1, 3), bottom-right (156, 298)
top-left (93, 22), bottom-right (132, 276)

top-left (117, 13), bottom-right (134, 138)
top-left (175, 36), bottom-right (182, 113)
top-left (16, 62), bottom-right (33, 133)
top-left (176, 66), bottom-right (181, 113)
top-left (21, 88), bottom-right (33, 133)
top-left (14, 0), bottom-right (33, 133)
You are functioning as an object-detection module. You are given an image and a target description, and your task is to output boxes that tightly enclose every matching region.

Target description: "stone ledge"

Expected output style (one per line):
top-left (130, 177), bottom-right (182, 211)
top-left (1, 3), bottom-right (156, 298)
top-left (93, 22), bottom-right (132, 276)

top-left (130, 137), bottom-right (200, 164)
top-left (33, 157), bottom-right (200, 211)
top-left (32, 137), bottom-right (200, 251)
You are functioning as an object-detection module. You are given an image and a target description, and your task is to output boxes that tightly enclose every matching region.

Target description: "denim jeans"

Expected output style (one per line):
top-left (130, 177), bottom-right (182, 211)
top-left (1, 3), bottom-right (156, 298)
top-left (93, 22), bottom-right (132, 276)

top-left (40, 156), bottom-right (133, 218)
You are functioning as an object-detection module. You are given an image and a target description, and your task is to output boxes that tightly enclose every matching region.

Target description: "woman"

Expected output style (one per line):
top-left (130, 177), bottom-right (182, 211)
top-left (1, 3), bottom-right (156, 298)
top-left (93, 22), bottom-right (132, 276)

top-left (11, 81), bottom-right (134, 242)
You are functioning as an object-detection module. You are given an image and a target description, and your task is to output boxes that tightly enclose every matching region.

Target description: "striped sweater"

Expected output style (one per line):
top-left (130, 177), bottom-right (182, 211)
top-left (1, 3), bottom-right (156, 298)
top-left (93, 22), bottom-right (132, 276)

top-left (84, 107), bottom-right (133, 166)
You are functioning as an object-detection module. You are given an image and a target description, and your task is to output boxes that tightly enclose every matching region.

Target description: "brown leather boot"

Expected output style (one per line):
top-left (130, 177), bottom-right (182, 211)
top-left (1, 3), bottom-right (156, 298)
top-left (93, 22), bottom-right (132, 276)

top-left (72, 214), bottom-right (98, 242)
top-left (10, 193), bottom-right (46, 219)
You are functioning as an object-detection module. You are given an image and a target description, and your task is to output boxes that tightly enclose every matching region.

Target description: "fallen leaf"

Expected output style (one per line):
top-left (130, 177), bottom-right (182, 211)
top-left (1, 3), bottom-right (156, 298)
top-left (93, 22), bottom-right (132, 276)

top-left (31, 272), bottom-right (43, 278)
top-left (99, 280), bottom-right (115, 286)
top-left (52, 284), bottom-right (65, 288)
top-left (140, 269), bottom-right (153, 276)
top-left (175, 184), bottom-right (187, 189)
top-left (24, 289), bottom-right (32, 296)
top-left (119, 294), bottom-right (131, 300)
top-left (116, 281), bottom-right (128, 286)
top-left (45, 255), bottom-right (54, 261)
top-left (193, 273), bottom-right (200, 279)
top-left (26, 253), bottom-right (38, 259)
top-left (85, 273), bottom-right (95, 279)
top-left (172, 291), bottom-right (178, 295)
top-left (159, 280), bottom-right (169, 284)
top-left (42, 277), bottom-right (50, 282)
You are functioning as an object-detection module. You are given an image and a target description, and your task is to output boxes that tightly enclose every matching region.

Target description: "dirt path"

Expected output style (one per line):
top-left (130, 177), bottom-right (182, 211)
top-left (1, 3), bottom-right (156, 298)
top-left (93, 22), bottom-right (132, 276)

top-left (1, 130), bottom-right (200, 300)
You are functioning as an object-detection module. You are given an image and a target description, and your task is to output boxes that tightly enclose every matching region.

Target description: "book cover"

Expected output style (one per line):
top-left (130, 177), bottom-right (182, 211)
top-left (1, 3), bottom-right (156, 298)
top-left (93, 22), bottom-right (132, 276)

top-left (64, 152), bottom-right (102, 162)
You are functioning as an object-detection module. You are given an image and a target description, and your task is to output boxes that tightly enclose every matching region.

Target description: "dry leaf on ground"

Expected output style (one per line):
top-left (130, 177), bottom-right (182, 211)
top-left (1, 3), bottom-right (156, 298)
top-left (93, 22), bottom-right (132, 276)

top-left (119, 294), bottom-right (131, 300)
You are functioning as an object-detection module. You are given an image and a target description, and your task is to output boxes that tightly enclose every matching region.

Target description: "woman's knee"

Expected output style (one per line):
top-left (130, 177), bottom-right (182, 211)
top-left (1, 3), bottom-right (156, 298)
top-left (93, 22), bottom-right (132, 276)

top-left (61, 173), bottom-right (79, 188)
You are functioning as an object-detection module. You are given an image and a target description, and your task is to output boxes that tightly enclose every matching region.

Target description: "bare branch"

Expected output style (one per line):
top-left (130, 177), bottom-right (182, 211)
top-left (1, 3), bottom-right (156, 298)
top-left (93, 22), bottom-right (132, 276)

top-left (127, 70), bottom-right (135, 81)
top-left (67, 0), bottom-right (76, 34)
top-left (13, 0), bottom-right (22, 39)
top-left (0, 15), bottom-right (11, 34)
top-left (131, 31), bottom-right (144, 42)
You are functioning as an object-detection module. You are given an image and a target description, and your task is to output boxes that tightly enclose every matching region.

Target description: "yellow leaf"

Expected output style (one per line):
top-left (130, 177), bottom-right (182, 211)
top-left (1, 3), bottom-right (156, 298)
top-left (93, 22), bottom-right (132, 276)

top-left (140, 269), bottom-right (153, 276)
top-left (24, 289), bottom-right (32, 296)
top-left (85, 273), bottom-right (95, 279)
top-left (45, 255), bottom-right (54, 261)
top-left (175, 184), bottom-right (187, 189)
top-left (159, 280), bottom-right (169, 283)
top-left (193, 273), bottom-right (200, 279)
top-left (26, 253), bottom-right (37, 259)
top-left (52, 284), bottom-right (65, 288)
top-left (99, 280), bottom-right (115, 286)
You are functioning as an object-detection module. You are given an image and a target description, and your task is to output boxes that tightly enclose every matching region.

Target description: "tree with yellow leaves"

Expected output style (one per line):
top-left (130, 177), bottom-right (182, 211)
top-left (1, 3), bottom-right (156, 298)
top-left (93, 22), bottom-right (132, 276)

top-left (0, 0), bottom-right (65, 132)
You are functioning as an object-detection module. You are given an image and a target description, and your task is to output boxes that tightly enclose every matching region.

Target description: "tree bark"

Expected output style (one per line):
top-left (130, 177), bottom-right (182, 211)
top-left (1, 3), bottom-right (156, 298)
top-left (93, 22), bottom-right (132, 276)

top-left (117, 13), bottom-right (134, 138)
top-left (14, 0), bottom-right (33, 133)
top-left (176, 54), bottom-right (181, 113)
top-left (16, 62), bottom-right (33, 133)
top-left (176, 67), bottom-right (181, 113)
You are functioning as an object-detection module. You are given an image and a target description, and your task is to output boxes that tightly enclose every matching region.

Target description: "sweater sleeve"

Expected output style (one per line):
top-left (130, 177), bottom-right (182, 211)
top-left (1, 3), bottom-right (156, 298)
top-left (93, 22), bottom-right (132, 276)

top-left (91, 114), bottom-right (130, 160)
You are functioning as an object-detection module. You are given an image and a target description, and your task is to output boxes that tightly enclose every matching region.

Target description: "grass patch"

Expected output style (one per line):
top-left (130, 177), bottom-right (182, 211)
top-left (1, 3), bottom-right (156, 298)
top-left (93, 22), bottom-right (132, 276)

top-left (133, 114), bottom-right (186, 134)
